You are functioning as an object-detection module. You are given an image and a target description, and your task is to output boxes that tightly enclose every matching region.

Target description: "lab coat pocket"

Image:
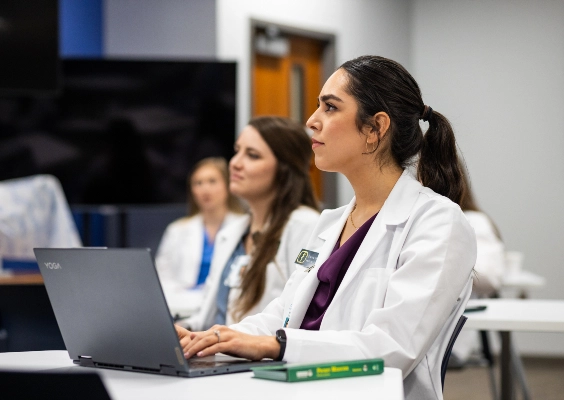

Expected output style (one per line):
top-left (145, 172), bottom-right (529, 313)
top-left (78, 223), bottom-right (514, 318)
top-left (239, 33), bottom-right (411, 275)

top-left (345, 268), bottom-right (393, 324)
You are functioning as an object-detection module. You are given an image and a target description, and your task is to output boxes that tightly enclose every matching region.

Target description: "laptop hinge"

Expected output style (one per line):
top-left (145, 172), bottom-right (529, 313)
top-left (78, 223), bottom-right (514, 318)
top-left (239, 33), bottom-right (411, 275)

top-left (160, 364), bottom-right (177, 376)
top-left (78, 356), bottom-right (96, 368)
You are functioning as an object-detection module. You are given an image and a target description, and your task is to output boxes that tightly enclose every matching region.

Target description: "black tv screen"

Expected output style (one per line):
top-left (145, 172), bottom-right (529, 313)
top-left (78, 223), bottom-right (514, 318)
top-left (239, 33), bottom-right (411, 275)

top-left (0, 59), bottom-right (237, 205)
top-left (0, 0), bottom-right (60, 94)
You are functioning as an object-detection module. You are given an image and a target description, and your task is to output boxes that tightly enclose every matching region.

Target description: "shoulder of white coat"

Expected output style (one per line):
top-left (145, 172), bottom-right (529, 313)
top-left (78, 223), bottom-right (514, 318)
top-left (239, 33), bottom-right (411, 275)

top-left (302, 203), bottom-right (349, 241)
top-left (418, 186), bottom-right (463, 211)
top-left (463, 210), bottom-right (490, 228)
top-left (408, 190), bottom-right (477, 264)
top-left (428, 200), bottom-right (476, 258)
top-left (164, 214), bottom-right (201, 232)
top-left (217, 213), bottom-right (250, 238)
top-left (224, 211), bottom-right (246, 224)
top-left (414, 187), bottom-right (472, 230)
top-left (223, 212), bottom-right (249, 226)
top-left (463, 210), bottom-right (500, 240)
top-left (286, 205), bottom-right (321, 225)
top-left (279, 206), bottom-right (320, 241)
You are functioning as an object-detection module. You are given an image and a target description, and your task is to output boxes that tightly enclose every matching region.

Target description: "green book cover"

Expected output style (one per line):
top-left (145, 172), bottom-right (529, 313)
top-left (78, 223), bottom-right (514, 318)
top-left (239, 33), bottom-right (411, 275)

top-left (252, 358), bottom-right (384, 382)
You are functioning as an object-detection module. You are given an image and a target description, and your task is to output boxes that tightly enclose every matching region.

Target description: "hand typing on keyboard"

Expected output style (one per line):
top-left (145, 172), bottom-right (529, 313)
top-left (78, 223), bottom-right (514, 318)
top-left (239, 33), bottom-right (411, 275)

top-left (176, 324), bottom-right (280, 362)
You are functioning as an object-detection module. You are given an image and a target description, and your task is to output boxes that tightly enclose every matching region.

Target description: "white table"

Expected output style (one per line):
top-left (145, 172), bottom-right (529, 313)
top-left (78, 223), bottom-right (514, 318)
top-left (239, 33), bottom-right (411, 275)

top-left (464, 298), bottom-right (564, 400)
top-left (0, 351), bottom-right (405, 400)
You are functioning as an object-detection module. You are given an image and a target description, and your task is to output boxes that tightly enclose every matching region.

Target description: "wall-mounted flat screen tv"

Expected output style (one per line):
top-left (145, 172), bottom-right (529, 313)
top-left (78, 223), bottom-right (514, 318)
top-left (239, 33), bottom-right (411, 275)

top-left (0, 59), bottom-right (237, 205)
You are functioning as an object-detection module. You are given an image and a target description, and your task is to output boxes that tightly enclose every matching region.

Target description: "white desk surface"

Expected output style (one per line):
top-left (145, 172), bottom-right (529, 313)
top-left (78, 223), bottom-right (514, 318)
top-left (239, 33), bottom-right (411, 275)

top-left (0, 351), bottom-right (404, 400)
top-left (464, 298), bottom-right (564, 332)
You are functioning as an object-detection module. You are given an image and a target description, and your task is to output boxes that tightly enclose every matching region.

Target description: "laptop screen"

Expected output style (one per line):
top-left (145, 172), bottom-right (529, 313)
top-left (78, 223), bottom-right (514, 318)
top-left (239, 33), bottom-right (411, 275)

top-left (34, 248), bottom-right (188, 374)
top-left (33, 247), bottom-right (284, 377)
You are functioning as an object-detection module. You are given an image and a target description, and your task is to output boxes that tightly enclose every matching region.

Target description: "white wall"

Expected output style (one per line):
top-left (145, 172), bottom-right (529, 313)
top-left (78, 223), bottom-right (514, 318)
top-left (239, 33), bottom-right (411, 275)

top-left (411, 0), bottom-right (564, 356)
top-left (104, 0), bottom-right (216, 58)
top-left (216, 0), bottom-right (412, 206)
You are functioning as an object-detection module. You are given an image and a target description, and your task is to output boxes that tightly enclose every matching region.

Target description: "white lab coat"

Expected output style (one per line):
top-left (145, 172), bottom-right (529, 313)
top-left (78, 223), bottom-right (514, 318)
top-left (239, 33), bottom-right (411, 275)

top-left (451, 210), bottom-right (506, 362)
top-left (183, 206), bottom-right (320, 330)
top-left (155, 212), bottom-right (242, 290)
top-left (232, 171), bottom-right (477, 400)
top-left (465, 210), bottom-right (505, 297)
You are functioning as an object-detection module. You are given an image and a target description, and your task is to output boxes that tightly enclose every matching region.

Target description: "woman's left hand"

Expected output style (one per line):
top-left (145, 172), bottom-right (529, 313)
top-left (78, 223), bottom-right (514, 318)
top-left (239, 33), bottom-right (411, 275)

top-left (183, 324), bottom-right (280, 361)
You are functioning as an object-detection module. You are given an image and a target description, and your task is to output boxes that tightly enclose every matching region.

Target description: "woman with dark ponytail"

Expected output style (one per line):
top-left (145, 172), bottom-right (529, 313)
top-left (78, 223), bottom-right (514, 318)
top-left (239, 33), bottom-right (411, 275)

top-left (177, 56), bottom-right (476, 400)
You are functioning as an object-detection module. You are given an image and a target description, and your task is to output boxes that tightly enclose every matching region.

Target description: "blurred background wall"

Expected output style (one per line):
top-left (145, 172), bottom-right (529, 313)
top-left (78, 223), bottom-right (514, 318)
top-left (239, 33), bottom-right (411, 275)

top-left (104, 0), bottom-right (564, 356)
top-left (8, 0), bottom-right (563, 356)
top-left (410, 0), bottom-right (564, 356)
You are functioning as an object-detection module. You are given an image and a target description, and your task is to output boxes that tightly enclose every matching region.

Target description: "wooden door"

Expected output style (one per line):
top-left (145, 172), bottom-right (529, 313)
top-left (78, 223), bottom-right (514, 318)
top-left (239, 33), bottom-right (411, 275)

top-left (252, 33), bottom-right (325, 202)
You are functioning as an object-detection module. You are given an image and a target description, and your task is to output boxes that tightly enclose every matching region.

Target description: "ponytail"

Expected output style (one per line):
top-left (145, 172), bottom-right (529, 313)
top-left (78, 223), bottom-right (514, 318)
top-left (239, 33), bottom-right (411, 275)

top-left (417, 110), bottom-right (465, 204)
top-left (340, 55), bottom-right (466, 205)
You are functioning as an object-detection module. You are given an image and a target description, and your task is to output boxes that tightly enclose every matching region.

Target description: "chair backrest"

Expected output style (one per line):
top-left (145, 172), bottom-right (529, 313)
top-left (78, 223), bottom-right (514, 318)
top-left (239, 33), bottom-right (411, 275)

top-left (441, 314), bottom-right (468, 391)
top-left (0, 174), bottom-right (82, 259)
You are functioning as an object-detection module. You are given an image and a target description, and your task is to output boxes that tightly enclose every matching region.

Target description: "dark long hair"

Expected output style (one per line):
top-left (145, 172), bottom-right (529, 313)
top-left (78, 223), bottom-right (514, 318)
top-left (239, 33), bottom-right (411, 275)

top-left (233, 116), bottom-right (318, 320)
top-left (458, 165), bottom-right (479, 213)
top-left (340, 55), bottom-right (465, 204)
top-left (459, 164), bottom-right (502, 240)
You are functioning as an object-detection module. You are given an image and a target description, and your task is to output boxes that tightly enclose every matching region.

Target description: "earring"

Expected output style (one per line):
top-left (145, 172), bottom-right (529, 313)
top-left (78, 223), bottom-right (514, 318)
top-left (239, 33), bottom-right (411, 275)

top-left (365, 141), bottom-right (376, 154)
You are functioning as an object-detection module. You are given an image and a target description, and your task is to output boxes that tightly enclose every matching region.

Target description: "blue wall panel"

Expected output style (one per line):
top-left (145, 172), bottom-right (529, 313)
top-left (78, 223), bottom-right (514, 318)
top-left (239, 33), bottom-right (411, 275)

top-left (60, 0), bottom-right (103, 57)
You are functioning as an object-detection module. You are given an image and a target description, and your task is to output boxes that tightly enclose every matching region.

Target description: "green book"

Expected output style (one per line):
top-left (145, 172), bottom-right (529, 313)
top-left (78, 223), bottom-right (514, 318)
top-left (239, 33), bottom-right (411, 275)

top-left (251, 358), bottom-right (384, 382)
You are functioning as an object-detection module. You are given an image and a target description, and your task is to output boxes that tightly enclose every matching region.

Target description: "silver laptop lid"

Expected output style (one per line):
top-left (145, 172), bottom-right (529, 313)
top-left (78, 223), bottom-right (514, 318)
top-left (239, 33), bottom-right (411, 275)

top-left (33, 248), bottom-right (188, 375)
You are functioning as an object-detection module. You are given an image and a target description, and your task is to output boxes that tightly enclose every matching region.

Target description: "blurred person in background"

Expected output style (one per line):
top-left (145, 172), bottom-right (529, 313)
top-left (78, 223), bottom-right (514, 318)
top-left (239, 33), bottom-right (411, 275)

top-left (450, 166), bottom-right (506, 365)
top-left (460, 167), bottom-right (505, 298)
top-left (155, 157), bottom-right (244, 306)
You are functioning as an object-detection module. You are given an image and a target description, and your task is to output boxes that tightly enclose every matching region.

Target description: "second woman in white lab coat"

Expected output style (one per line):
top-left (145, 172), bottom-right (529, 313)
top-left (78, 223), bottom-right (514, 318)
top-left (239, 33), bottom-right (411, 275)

top-left (180, 116), bottom-right (320, 330)
top-left (177, 56), bottom-right (477, 400)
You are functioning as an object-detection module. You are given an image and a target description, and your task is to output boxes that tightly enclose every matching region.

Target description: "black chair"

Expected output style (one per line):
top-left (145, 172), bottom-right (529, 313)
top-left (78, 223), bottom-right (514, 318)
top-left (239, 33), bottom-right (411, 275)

top-left (479, 329), bottom-right (499, 400)
top-left (441, 314), bottom-right (468, 391)
top-left (479, 330), bottom-right (530, 400)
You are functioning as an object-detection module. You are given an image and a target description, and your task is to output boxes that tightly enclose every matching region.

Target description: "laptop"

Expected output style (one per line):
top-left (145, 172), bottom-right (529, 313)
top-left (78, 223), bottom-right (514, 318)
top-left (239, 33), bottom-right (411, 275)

top-left (33, 247), bottom-right (283, 377)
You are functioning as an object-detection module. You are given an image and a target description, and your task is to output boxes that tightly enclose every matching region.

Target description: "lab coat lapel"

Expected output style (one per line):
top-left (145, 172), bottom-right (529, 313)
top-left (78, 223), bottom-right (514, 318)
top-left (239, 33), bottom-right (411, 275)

top-left (286, 199), bottom-right (355, 329)
top-left (317, 199), bottom-right (355, 267)
top-left (332, 213), bottom-right (388, 301)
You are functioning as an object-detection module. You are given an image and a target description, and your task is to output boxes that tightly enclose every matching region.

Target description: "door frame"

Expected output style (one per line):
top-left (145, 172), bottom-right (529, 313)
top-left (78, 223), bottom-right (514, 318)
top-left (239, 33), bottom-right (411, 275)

top-left (249, 19), bottom-right (338, 209)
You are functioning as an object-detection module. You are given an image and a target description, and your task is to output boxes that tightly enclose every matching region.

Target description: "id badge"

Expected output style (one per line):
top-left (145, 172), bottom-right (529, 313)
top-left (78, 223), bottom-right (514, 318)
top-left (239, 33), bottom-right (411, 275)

top-left (294, 249), bottom-right (319, 271)
top-left (224, 254), bottom-right (250, 288)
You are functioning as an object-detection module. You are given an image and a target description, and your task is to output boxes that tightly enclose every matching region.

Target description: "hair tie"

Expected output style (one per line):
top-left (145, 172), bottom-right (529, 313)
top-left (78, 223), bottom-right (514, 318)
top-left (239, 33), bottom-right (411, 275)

top-left (420, 105), bottom-right (433, 122)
